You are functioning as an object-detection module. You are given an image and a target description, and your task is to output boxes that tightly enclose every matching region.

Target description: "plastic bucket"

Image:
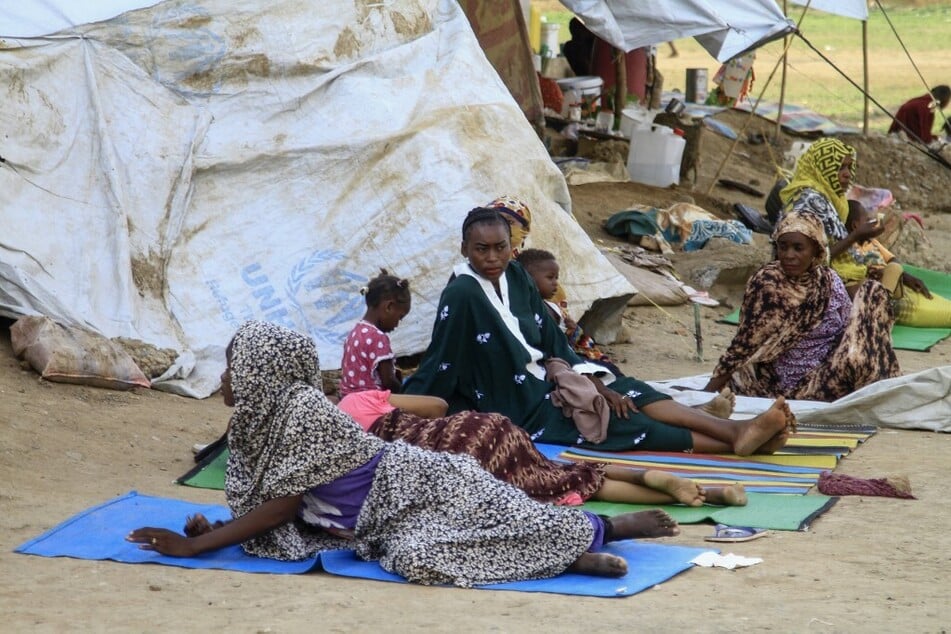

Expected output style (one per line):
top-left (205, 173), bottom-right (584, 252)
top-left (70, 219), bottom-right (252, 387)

top-left (627, 125), bottom-right (686, 188)
top-left (555, 75), bottom-right (603, 109)
top-left (619, 107), bottom-right (658, 138)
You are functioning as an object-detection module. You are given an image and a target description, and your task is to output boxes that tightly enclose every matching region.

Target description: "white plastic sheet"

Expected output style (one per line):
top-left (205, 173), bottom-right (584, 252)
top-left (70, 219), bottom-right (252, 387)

top-left (558, 0), bottom-right (794, 62)
top-left (650, 366), bottom-right (951, 433)
top-left (0, 0), bottom-right (635, 397)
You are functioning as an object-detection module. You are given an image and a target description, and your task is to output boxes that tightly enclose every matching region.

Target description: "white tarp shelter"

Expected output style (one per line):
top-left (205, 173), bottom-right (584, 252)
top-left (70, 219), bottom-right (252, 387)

top-left (558, 0), bottom-right (796, 62)
top-left (0, 0), bottom-right (637, 397)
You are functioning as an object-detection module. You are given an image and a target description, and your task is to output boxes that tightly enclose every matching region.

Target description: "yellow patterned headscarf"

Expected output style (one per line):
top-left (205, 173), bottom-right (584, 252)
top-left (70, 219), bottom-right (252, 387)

top-left (485, 195), bottom-right (568, 306)
top-left (486, 195), bottom-right (532, 257)
top-left (779, 138), bottom-right (856, 223)
top-left (772, 210), bottom-right (830, 268)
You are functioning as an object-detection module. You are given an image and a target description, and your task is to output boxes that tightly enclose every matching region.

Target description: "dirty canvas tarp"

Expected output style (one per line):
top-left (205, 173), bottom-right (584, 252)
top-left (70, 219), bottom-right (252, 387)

top-left (649, 366), bottom-right (951, 433)
top-left (0, 0), bottom-right (634, 397)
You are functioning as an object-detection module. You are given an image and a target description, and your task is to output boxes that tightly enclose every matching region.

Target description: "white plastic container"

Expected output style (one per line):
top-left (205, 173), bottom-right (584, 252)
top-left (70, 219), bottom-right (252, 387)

top-left (540, 22), bottom-right (560, 58)
top-left (627, 125), bottom-right (686, 188)
top-left (619, 106), bottom-right (659, 138)
top-left (555, 76), bottom-right (604, 111)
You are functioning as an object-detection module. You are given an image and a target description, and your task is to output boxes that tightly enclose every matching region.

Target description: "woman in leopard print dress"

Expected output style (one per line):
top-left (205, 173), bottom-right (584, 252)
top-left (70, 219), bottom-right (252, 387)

top-left (129, 321), bottom-right (678, 586)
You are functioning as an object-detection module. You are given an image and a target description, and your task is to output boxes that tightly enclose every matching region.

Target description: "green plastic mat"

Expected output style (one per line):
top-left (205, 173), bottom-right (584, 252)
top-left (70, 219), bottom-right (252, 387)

top-left (178, 445), bottom-right (228, 490)
top-left (584, 492), bottom-right (837, 531)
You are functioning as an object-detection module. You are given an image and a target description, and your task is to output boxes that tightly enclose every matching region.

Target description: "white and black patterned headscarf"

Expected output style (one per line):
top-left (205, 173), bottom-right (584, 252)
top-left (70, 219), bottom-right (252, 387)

top-left (225, 320), bottom-right (384, 560)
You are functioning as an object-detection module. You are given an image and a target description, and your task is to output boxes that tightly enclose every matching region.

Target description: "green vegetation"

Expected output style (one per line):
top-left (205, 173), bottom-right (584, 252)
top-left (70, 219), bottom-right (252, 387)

top-left (539, 3), bottom-right (951, 133)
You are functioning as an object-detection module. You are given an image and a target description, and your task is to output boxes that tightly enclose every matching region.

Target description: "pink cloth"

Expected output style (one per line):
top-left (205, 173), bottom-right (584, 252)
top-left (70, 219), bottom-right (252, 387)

top-left (339, 320), bottom-right (394, 396)
top-left (555, 492), bottom-right (585, 506)
top-left (337, 390), bottom-right (394, 431)
top-left (847, 184), bottom-right (895, 213)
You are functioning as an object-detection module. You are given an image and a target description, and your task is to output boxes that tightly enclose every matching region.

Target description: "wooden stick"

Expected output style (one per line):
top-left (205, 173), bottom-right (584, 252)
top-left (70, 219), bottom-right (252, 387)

top-left (705, 1), bottom-right (813, 196)
top-left (862, 19), bottom-right (870, 136)
top-left (614, 47), bottom-right (627, 131)
top-left (693, 302), bottom-right (704, 363)
top-left (776, 0), bottom-right (789, 140)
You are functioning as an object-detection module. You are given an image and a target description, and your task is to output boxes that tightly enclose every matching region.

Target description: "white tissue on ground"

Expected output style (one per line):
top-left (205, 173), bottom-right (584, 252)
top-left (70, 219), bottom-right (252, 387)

top-left (690, 552), bottom-right (763, 569)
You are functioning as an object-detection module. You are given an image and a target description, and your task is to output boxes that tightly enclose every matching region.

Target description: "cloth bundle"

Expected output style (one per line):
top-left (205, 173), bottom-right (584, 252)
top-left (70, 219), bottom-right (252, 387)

top-left (545, 358), bottom-right (610, 443)
top-left (817, 471), bottom-right (915, 499)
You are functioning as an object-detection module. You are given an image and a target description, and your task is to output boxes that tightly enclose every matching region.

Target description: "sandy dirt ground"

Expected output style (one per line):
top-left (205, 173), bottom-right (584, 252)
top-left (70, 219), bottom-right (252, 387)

top-left (3, 115), bottom-right (951, 631)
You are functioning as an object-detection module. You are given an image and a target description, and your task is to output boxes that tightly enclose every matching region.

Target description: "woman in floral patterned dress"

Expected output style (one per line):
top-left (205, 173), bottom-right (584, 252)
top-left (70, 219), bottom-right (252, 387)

top-left (127, 321), bottom-right (681, 586)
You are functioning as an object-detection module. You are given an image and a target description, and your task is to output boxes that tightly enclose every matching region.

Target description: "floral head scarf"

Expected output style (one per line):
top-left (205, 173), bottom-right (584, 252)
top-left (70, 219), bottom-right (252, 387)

top-left (779, 138), bottom-right (856, 222)
top-left (772, 209), bottom-right (830, 269)
top-left (225, 321), bottom-right (383, 559)
top-left (486, 195), bottom-right (532, 257)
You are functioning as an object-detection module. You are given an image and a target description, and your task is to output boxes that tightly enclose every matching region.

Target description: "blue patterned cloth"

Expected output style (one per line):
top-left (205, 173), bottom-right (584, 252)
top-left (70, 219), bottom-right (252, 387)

top-left (683, 219), bottom-right (753, 251)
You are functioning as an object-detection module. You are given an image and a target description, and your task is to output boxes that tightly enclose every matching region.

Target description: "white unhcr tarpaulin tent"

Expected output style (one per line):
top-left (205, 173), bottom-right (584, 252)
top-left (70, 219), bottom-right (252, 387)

top-left (0, 0), bottom-right (636, 397)
top-left (558, 0), bottom-right (795, 62)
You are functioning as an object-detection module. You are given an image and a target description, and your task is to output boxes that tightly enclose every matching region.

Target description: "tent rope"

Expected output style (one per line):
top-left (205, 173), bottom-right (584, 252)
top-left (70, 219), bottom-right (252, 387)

top-left (704, 0), bottom-right (814, 196)
top-left (873, 0), bottom-right (949, 132)
top-left (795, 32), bottom-right (951, 171)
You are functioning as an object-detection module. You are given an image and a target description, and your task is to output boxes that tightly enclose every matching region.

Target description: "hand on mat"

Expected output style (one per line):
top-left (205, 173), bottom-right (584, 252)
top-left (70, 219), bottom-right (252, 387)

top-left (127, 527), bottom-right (197, 557)
top-left (184, 513), bottom-right (226, 537)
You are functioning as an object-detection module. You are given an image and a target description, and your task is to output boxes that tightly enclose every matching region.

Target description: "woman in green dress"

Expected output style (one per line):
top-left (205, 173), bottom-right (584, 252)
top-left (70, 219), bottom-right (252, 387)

top-left (404, 207), bottom-right (792, 455)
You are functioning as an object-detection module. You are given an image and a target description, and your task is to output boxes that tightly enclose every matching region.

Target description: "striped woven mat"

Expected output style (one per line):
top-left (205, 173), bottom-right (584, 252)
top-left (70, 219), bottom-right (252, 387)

top-left (559, 424), bottom-right (876, 495)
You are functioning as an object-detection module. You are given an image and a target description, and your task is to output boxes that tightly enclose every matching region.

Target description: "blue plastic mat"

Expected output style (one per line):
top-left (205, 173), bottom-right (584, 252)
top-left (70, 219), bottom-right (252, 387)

top-left (15, 491), bottom-right (713, 596)
top-left (15, 491), bottom-right (318, 574)
top-left (320, 540), bottom-right (712, 597)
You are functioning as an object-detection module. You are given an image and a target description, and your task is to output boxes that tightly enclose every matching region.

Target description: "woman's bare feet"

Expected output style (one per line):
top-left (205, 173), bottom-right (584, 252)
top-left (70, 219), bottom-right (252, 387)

top-left (696, 387), bottom-right (735, 419)
top-left (568, 552), bottom-right (628, 577)
top-left (755, 427), bottom-right (791, 455)
top-left (733, 397), bottom-right (788, 456)
top-left (755, 399), bottom-right (796, 454)
top-left (642, 470), bottom-right (705, 507)
top-left (606, 509), bottom-right (680, 540)
top-left (703, 483), bottom-right (748, 506)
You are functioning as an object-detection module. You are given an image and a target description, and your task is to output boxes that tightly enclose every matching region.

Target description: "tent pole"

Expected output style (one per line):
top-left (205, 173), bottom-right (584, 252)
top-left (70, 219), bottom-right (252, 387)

top-left (862, 19), bottom-right (870, 136)
top-left (614, 47), bottom-right (627, 131)
top-left (776, 0), bottom-right (789, 140)
top-left (705, 1), bottom-right (813, 196)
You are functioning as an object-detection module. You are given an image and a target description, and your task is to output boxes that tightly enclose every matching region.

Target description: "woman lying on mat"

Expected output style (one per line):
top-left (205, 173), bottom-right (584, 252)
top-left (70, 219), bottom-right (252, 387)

top-left (836, 200), bottom-right (951, 328)
top-left (703, 211), bottom-right (901, 402)
top-left (337, 391), bottom-right (748, 507)
top-left (402, 205), bottom-right (794, 456)
top-left (128, 321), bottom-right (681, 585)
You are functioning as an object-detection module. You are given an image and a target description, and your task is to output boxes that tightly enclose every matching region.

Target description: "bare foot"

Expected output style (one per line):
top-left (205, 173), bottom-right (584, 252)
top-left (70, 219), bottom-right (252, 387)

top-left (755, 427), bottom-right (790, 455)
top-left (643, 470), bottom-right (705, 507)
top-left (568, 552), bottom-right (628, 577)
top-left (696, 387), bottom-right (735, 419)
top-left (703, 483), bottom-right (747, 506)
top-left (781, 399), bottom-right (798, 433)
top-left (733, 397), bottom-right (788, 457)
top-left (606, 509), bottom-right (680, 540)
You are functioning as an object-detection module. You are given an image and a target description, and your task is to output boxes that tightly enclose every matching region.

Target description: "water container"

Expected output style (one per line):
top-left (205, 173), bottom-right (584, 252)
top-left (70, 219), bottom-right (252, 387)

top-left (540, 22), bottom-right (560, 58)
top-left (626, 125), bottom-right (686, 188)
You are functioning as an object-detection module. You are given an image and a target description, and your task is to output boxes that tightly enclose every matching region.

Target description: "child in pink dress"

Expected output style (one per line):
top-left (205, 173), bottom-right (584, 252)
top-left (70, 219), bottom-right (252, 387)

top-left (338, 270), bottom-right (446, 429)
